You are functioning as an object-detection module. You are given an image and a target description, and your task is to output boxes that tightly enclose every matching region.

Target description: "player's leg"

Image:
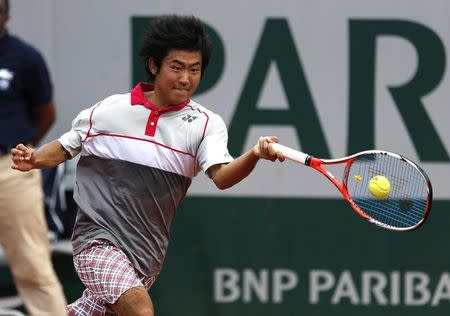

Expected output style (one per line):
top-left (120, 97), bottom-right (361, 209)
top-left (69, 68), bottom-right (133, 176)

top-left (69, 239), bottom-right (157, 315)
top-left (68, 282), bottom-right (156, 316)
top-left (0, 157), bottom-right (67, 315)
top-left (67, 288), bottom-right (109, 316)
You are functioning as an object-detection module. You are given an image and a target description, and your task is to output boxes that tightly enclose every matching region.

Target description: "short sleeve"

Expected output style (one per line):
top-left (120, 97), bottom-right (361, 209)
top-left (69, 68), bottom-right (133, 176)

top-left (196, 113), bottom-right (233, 172)
top-left (58, 105), bottom-right (96, 157)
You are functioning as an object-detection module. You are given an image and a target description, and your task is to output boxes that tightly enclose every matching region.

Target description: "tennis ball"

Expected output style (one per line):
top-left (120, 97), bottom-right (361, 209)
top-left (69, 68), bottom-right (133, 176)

top-left (368, 175), bottom-right (391, 200)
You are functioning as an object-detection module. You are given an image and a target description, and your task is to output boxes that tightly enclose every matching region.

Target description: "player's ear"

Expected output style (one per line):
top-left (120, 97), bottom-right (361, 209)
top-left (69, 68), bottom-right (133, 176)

top-left (148, 58), bottom-right (158, 75)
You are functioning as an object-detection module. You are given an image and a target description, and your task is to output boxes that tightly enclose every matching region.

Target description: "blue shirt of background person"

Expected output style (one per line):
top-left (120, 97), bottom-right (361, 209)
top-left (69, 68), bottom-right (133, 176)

top-left (0, 29), bottom-right (54, 147)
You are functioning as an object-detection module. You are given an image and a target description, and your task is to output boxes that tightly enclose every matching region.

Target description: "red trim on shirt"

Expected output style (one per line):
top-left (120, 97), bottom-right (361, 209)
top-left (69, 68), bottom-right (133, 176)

top-left (130, 82), bottom-right (191, 136)
top-left (82, 101), bottom-right (102, 142)
top-left (186, 104), bottom-right (210, 141)
top-left (86, 133), bottom-right (195, 158)
top-left (145, 111), bottom-right (160, 136)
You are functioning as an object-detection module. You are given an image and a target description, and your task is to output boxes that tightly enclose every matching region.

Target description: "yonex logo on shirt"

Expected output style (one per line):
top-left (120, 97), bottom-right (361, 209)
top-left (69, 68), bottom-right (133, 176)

top-left (182, 114), bottom-right (197, 123)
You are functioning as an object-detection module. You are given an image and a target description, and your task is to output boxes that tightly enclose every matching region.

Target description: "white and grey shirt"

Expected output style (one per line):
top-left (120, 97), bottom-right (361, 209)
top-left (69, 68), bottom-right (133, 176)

top-left (58, 82), bottom-right (233, 276)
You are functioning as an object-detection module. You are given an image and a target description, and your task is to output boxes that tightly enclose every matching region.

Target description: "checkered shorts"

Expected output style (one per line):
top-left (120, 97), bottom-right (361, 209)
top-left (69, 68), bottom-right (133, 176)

top-left (67, 239), bottom-right (157, 316)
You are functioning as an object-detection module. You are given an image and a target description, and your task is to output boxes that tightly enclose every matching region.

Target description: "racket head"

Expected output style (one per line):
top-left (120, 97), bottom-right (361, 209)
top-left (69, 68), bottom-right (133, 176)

top-left (342, 150), bottom-right (432, 231)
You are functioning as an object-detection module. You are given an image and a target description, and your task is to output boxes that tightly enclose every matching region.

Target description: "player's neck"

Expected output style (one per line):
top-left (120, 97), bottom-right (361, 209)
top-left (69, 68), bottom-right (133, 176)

top-left (144, 91), bottom-right (164, 109)
top-left (144, 90), bottom-right (185, 109)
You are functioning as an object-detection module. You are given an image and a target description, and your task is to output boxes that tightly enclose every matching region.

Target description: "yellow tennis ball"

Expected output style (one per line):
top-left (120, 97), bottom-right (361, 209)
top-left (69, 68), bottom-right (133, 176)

top-left (368, 175), bottom-right (391, 200)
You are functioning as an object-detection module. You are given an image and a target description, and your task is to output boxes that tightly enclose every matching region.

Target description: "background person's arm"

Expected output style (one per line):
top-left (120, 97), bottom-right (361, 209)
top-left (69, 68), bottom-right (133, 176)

top-left (31, 100), bottom-right (56, 146)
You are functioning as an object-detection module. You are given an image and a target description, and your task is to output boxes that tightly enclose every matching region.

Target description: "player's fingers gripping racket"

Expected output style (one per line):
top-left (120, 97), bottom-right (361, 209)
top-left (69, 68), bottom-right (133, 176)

top-left (272, 144), bottom-right (432, 231)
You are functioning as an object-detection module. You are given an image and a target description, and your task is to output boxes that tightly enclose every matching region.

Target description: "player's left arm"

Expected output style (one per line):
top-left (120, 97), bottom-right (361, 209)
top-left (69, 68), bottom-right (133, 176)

top-left (208, 136), bottom-right (285, 190)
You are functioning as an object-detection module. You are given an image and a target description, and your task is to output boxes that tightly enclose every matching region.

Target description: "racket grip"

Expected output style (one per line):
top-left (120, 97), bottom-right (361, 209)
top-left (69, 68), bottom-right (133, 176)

top-left (272, 143), bottom-right (310, 165)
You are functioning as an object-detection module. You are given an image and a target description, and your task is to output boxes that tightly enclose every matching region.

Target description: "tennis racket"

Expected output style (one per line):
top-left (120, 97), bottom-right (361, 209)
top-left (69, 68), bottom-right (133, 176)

top-left (272, 143), bottom-right (432, 231)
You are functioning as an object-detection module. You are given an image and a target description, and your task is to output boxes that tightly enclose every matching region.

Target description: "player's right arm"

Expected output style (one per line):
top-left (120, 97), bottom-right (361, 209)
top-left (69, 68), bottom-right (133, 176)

top-left (11, 140), bottom-right (71, 171)
top-left (12, 99), bottom-right (99, 172)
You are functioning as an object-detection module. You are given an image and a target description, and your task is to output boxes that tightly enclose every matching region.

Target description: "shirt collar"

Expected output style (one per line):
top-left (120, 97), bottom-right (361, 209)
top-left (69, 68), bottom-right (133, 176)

top-left (130, 82), bottom-right (190, 112)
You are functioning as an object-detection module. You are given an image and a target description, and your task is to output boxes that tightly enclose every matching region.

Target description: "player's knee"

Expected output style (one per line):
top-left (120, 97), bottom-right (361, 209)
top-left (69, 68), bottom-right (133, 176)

top-left (112, 286), bottom-right (154, 315)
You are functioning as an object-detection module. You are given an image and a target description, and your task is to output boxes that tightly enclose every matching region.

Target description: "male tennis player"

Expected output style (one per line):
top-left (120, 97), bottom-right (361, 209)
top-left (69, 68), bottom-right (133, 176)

top-left (11, 15), bottom-right (284, 315)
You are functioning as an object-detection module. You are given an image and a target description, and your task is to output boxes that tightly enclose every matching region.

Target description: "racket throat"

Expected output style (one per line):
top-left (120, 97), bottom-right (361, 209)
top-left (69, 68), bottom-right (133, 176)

top-left (304, 155), bottom-right (312, 166)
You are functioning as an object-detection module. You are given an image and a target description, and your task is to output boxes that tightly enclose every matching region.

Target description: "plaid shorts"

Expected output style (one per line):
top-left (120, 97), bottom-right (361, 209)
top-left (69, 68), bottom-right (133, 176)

top-left (67, 239), bottom-right (157, 316)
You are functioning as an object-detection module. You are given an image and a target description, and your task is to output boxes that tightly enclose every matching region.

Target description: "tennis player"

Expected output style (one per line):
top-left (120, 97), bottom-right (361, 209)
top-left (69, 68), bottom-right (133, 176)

top-left (11, 15), bottom-right (284, 315)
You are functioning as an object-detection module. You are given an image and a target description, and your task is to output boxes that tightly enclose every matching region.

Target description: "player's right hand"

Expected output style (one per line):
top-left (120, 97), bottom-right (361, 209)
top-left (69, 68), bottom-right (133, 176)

top-left (11, 143), bottom-right (35, 172)
top-left (253, 136), bottom-right (285, 162)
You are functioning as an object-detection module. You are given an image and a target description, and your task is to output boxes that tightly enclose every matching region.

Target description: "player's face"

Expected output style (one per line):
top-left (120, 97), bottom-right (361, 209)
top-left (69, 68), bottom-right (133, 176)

top-left (151, 49), bottom-right (202, 108)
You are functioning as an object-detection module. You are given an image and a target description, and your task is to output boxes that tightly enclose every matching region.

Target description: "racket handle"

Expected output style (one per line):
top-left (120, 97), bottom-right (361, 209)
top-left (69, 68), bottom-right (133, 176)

top-left (272, 143), bottom-right (310, 165)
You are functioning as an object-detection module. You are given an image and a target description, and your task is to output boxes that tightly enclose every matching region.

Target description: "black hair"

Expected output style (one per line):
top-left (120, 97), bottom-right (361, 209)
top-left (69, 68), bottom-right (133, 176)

top-left (139, 15), bottom-right (212, 81)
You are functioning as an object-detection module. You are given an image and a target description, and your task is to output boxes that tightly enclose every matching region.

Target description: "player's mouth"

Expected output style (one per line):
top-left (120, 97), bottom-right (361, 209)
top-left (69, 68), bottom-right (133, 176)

top-left (174, 87), bottom-right (189, 91)
top-left (173, 87), bottom-right (190, 96)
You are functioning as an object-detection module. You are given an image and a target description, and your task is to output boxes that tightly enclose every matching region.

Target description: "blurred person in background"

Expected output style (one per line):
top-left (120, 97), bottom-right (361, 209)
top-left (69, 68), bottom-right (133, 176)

top-left (0, 0), bottom-right (67, 315)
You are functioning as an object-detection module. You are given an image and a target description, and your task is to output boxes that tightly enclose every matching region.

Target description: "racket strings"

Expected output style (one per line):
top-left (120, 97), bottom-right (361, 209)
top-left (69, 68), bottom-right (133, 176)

top-left (368, 167), bottom-right (405, 195)
top-left (346, 154), bottom-right (430, 229)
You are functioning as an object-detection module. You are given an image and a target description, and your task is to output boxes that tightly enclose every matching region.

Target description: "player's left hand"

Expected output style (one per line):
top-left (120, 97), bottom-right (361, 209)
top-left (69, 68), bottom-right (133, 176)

top-left (253, 136), bottom-right (285, 162)
top-left (11, 143), bottom-right (35, 172)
